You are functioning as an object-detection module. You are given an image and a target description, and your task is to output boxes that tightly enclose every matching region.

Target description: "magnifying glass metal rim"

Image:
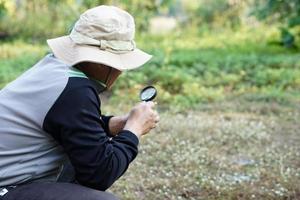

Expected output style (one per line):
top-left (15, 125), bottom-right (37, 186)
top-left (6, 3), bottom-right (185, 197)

top-left (140, 86), bottom-right (157, 102)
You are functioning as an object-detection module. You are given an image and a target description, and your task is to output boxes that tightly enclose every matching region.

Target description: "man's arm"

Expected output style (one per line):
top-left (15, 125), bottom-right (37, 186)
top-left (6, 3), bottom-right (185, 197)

top-left (102, 114), bottom-right (128, 136)
top-left (43, 78), bottom-right (139, 191)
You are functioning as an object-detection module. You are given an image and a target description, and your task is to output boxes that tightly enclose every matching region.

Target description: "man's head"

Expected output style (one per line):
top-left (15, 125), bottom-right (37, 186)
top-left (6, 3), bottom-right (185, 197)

top-left (47, 5), bottom-right (152, 85)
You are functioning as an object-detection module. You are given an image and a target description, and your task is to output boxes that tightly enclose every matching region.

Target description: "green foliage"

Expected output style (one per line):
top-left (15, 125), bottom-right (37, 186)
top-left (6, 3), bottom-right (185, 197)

top-left (195, 0), bottom-right (242, 29)
top-left (280, 28), bottom-right (295, 48)
top-left (252, 0), bottom-right (300, 47)
top-left (0, 0), bottom-right (175, 40)
top-left (0, 1), bottom-right (299, 108)
top-left (0, 1), bottom-right (80, 40)
top-left (0, 0), bottom-right (6, 19)
top-left (80, 0), bottom-right (111, 8)
top-left (109, 30), bottom-right (300, 108)
top-left (0, 40), bottom-right (46, 87)
top-left (1, 29), bottom-right (299, 108)
top-left (253, 0), bottom-right (300, 23)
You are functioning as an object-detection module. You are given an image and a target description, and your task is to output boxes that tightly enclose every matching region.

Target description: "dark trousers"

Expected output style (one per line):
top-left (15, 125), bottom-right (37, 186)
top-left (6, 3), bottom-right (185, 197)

top-left (1, 182), bottom-right (119, 200)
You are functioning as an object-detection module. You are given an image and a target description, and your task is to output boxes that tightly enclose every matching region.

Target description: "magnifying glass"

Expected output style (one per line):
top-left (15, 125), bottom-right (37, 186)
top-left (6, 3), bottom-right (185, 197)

top-left (140, 86), bottom-right (157, 102)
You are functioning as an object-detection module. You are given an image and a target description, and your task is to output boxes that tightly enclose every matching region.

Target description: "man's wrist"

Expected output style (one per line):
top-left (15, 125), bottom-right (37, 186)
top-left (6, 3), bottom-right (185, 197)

top-left (123, 122), bottom-right (142, 138)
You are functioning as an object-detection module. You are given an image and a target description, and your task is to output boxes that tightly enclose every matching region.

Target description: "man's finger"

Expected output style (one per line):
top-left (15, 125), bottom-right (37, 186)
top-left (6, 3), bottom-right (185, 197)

top-left (146, 101), bottom-right (155, 108)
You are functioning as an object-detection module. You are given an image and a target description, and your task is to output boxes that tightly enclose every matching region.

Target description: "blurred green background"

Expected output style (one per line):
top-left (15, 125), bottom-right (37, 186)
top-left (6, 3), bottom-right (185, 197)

top-left (0, 1), bottom-right (300, 199)
top-left (0, 0), bottom-right (299, 109)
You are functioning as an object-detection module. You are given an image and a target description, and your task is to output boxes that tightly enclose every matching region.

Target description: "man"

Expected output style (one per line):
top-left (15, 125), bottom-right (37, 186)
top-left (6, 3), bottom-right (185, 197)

top-left (0, 5), bottom-right (159, 200)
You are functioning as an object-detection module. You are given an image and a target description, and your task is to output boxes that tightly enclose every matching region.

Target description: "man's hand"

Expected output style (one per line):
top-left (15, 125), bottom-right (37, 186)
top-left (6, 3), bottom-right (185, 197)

top-left (123, 101), bottom-right (160, 138)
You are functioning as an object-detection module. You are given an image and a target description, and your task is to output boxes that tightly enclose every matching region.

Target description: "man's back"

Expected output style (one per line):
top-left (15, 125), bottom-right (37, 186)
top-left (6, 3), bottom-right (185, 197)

top-left (0, 55), bottom-right (69, 186)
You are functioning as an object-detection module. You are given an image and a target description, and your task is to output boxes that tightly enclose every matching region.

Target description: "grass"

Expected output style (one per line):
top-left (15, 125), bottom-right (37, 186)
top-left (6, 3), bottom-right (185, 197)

top-left (1, 28), bottom-right (300, 109)
top-left (105, 102), bottom-right (300, 200)
top-left (0, 40), bottom-right (47, 87)
top-left (111, 27), bottom-right (300, 108)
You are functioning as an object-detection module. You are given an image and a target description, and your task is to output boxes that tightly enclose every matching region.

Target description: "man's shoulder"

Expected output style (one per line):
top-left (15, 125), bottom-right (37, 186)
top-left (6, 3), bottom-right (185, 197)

top-left (55, 77), bottom-right (101, 110)
top-left (64, 77), bottom-right (98, 96)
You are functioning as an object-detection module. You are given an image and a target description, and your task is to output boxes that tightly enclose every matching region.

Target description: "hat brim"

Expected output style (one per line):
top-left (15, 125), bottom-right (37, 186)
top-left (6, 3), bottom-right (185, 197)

top-left (47, 36), bottom-right (152, 71)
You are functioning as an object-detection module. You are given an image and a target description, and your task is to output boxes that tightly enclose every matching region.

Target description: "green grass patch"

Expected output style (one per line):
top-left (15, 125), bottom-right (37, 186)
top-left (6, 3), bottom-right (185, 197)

top-left (1, 29), bottom-right (300, 109)
top-left (0, 40), bottom-right (46, 87)
top-left (112, 30), bottom-right (300, 108)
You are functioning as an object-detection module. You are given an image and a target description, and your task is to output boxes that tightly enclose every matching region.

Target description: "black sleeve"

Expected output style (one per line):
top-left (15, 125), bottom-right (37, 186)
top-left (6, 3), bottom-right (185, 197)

top-left (101, 115), bottom-right (113, 136)
top-left (43, 77), bottom-right (139, 191)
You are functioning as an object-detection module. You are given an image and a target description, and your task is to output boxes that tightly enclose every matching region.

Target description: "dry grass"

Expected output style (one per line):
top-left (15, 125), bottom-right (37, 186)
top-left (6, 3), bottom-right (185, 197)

top-left (107, 102), bottom-right (300, 200)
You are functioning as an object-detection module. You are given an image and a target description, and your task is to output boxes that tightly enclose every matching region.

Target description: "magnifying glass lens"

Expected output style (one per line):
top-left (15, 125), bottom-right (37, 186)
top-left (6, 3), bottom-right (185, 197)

top-left (140, 86), bottom-right (157, 101)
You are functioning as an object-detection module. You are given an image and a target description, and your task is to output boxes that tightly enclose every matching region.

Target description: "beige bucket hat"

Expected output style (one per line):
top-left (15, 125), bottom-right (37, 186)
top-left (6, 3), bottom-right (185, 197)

top-left (47, 5), bottom-right (152, 71)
